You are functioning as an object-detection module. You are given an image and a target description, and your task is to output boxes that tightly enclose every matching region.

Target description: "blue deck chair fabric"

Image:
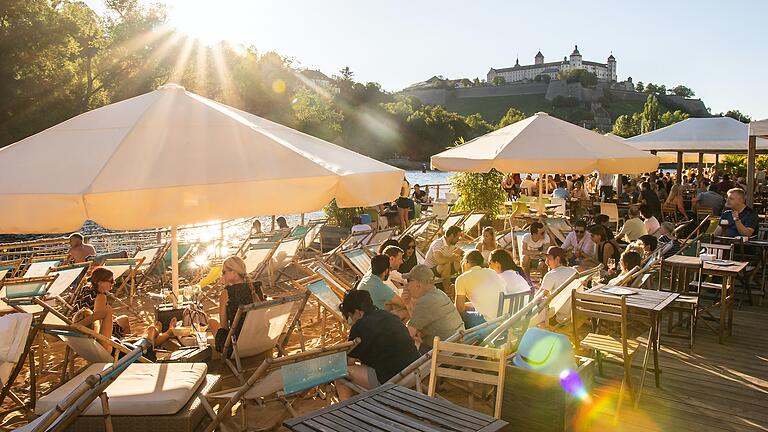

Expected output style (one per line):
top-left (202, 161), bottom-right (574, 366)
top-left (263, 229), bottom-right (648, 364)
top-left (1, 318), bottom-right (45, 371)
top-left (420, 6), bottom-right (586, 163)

top-left (281, 351), bottom-right (348, 396)
top-left (163, 243), bottom-right (193, 268)
top-left (306, 279), bottom-right (342, 313)
top-left (5, 281), bottom-right (48, 299)
top-left (512, 327), bottom-right (576, 377)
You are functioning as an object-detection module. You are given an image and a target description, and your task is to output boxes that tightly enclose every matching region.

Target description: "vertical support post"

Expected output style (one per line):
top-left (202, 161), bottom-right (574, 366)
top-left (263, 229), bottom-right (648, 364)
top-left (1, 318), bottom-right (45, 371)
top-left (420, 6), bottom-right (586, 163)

top-left (537, 174), bottom-right (544, 215)
top-left (100, 393), bottom-right (114, 432)
top-left (748, 135), bottom-right (757, 206)
top-left (715, 153), bottom-right (720, 173)
top-left (271, 215), bottom-right (276, 231)
top-left (698, 152), bottom-right (704, 190)
top-left (301, 213), bottom-right (305, 225)
top-left (436, 185), bottom-right (441, 201)
top-left (676, 151), bottom-right (683, 184)
top-left (171, 226), bottom-right (179, 308)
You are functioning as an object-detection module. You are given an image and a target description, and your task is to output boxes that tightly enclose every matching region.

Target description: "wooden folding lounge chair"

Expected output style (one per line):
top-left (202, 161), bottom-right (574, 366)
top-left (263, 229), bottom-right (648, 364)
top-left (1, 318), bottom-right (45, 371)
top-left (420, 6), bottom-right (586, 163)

top-left (100, 257), bottom-right (146, 302)
top-left (222, 293), bottom-right (310, 378)
top-left (17, 339), bottom-right (151, 432)
top-left (339, 247), bottom-right (371, 276)
top-left (0, 258), bottom-right (24, 280)
top-left (21, 255), bottom-right (67, 278)
top-left (269, 236), bottom-right (304, 285)
top-left (398, 216), bottom-right (435, 240)
top-left (297, 219), bottom-right (326, 255)
top-left (0, 312), bottom-right (34, 415)
top-left (459, 212), bottom-right (486, 239)
top-left (428, 337), bottom-right (509, 418)
top-left (364, 227), bottom-right (398, 249)
top-left (33, 359), bottom-right (219, 432)
top-left (303, 260), bottom-right (354, 292)
top-left (599, 202), bottom-right (621, 230)
top-left (290, 275), bottom-right (347, 346)
top-left (440, 212), bottom-right (468, 235)
top-left (544, 217), bottom-right (571, 245)
top-left (132, 243), bottom-right (171, 287)
top-left (202, 339), bottom-right (359, 432)
top-left (321, 229), bottom-right (373, 267)
top-left (241, 242), bottom-right (278, 281)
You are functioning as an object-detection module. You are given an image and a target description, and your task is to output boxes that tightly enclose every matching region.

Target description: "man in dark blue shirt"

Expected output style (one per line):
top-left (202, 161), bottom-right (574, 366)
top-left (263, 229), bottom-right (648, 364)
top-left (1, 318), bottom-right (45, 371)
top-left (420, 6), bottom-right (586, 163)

top-left (714, 188), bottom-right (758, 238)
top-left (335, 290), bottom-right (419, 400)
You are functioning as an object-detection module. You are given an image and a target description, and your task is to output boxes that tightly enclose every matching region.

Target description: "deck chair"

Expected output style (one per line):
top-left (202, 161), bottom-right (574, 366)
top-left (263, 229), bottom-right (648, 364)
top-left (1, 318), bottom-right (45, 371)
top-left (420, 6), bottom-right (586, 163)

top-left (572, 291), bottom-right (645, 418)
top-left (365, 227), bottom-right (397, 249)
top-left (497, 291), bottom-right (531, 317)
top-left (599, 202), bottom-right (621, 230)
top-left (0, 313), bottom-right (34, 413)
top-left (340, 247), bottom-right (371, 276)
top-left (269, 236), bottom-right (304, 285)
top-left (322, 230), bottom-right (372, 267)
top-left (440, 212), bottom-right (468, 236)
top-left (0, 259), bottom-right (24, 280)
top-left (428, 337), bottom-right (508, 418)
top-left (511, 229), bottom-right (529, 266)
top-left (42, 262), bottom-right (90, 313)
top-left (202, 339), bottom-right (359, 432)
top-left (101, 257), bottom-right (146, 301)
top-left (241, 242), bottom-right (279, 281)
top-left (298, 219), bottom-right (325, 255)
top-left (544, 217), bottom-right (571, 245)
top-left (304, 260), bottom-right (353, 293)
top-left (460, 212), bottom-right (486, 239)
top-left (399, 216), bottom-right (435, 240)
top-left (222, 292), bottom-right (310, 378)
top-left (291, 275), bottom-right (346, 345)
top-left (22, 255), bottom-right (67, 278)
top-left (132, 243), bottom-right (171, 287)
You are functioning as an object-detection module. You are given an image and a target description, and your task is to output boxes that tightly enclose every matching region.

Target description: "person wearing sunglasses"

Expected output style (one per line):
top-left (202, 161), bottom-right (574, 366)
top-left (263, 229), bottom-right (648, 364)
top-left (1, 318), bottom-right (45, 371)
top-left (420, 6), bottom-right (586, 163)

top-left (397, 235), bottom-right (418, 274)
top-left (72, 266), bottom-right (131, 352)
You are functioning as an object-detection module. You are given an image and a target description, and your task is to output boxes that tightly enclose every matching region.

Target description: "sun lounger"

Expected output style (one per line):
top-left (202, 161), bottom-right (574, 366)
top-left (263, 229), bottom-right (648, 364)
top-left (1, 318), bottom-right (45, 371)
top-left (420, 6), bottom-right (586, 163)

top-left (364, 227), bottom-right (397, 249)
top-left (304, 260), bottom-right (353, 292)
top-left (269, 236), bottom-right (304, 285)
top-left (34, 360), bottom-right (219, 432)
top-left (544, 217), bottom-right (570, 245)
top-left (441, 212), bottom-right (467, 235)
top-left (291, 275), bottom-right (347, 345)
top-left (460, 212), bottom-right (486, 239)
top-left (241, 242), bottom-right (278, 280)
top-left (0, 313), bottom-right (33, 413)
top-left (0, 259), bottom-right (24, 280)
top-left (201, 339), bottom-right (359, 432)
top-left (340, 247), bottom-right (371, 276)
top-left (222, 293), bottom-right (310, 378)
top-left (22, 255), bottom-right (67, 278)
top-left (398, 216), bottom-right (435, 240)
top-left (297, 219), bottom-right (325, 255)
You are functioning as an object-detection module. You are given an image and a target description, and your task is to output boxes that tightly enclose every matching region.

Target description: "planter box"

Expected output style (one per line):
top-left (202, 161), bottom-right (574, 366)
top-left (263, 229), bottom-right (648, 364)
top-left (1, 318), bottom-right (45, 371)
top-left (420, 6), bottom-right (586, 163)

top-left (501, 356), bottom-right (594, 432)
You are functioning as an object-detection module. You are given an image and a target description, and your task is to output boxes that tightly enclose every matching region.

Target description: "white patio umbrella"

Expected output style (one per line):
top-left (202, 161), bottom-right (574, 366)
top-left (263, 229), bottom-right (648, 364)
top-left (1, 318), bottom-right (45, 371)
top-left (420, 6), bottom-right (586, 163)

top-left (431, 112), bottom-right (659, 213)
top-left (0, 84), bottom-right (403, 303)
top-left (605, 133), bottom-right (716, 164)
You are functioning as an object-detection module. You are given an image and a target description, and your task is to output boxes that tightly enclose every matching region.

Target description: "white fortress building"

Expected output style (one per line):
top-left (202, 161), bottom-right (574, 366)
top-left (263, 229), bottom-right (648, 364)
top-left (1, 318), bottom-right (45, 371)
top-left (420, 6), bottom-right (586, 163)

top-left (487, 45), bottom-right (617, 84)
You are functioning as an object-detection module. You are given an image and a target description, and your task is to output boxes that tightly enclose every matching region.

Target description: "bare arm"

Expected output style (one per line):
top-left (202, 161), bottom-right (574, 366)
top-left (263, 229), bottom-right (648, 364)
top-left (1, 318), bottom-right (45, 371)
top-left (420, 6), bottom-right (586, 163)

top-left (77, 294), bottom-right (109, 327)
top-left (218, 289), bottom-right (229, 327)
top-left (454, 294), bottom-right (467, 314)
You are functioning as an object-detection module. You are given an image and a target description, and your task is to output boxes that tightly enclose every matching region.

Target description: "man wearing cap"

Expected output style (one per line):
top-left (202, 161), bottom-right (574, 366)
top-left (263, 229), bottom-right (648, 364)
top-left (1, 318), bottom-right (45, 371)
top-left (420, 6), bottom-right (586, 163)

top-left (336, 290), bottom-right (419, 400)
top-left (66, 233), bottom-right (97, 264)
top-left (403, 265), bottom-right (464, 353)
top-left (454, 250), bottom-right (507, 328)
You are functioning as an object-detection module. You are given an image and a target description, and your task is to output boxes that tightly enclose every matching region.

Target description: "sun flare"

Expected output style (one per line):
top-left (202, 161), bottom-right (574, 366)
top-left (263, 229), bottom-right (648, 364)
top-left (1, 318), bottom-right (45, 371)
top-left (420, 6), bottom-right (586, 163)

top-left (166, 0), bottom-right (247, 45)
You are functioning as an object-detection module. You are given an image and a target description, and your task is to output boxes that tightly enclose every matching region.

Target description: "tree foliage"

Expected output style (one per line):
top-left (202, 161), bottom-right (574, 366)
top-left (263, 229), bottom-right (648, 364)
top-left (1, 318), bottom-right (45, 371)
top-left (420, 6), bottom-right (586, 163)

top-left (557, 69), bottom-right (597, 87)
top-left (641, 94), bottom-right (660, 133)
top-left (450, 168), bottom-right (507, 220)
top-left (722, 110), bottom-right (752, 123)
top-left (497, 108), bottom-right (527, 128)
top-left (492, 76), bottom-right (506, 86)
top-left (671, 85), bottom-right (695, 97)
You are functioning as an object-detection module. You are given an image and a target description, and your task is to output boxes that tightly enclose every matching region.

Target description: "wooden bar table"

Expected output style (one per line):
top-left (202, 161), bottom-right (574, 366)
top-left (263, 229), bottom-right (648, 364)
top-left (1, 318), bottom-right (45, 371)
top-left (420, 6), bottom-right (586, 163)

top-left (661, 255), bottom-right (747, 343)
top-left (284, 383), bottom-right (508, 432)
top-left (588, 286), bottom-right (678, 388)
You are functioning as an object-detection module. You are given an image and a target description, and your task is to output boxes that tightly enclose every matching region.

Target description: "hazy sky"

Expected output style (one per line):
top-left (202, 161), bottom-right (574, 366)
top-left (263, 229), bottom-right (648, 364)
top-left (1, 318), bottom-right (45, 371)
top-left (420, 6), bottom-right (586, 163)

top-left (85, 0), bottom-right (768, 119)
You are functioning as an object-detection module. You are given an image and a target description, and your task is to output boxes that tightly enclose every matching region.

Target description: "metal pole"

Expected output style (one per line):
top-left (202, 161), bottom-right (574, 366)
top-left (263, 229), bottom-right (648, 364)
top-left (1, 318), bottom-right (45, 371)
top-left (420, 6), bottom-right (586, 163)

top-left (271, 215), bottom-right (276, 231)
top-left (300, 213), bottom-right (305, 225)
top-left (171, 226), bottom-right (179, 308)
top-left (748, 136), bottom-right (757, 206)
top-left (676, 151), bottom-right (683, 184)
top-left (698, 152), bottom-right (704, 190)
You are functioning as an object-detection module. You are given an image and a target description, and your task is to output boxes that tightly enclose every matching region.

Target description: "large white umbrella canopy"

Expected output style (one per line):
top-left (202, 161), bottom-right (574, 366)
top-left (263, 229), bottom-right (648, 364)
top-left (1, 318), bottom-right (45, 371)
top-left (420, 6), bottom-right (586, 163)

top-left (0, 84), bottom-right (403, 234)
top-left (625, 117), bottom-right (768, 153)
top-left (431, 112), bottom-right (659, 174)
top-left (750, 119), bottom-right (768, 138)
top-left (605, 133), bottom-right (716, 164)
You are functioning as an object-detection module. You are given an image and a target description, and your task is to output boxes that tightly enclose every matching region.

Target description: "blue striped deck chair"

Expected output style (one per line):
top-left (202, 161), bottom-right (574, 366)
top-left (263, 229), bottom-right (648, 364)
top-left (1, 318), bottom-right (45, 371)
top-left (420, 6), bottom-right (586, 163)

top-left (306, 260), bottom-right (352, 293)
top-left (340, 248), bottom-right (371, 276)
top-left (292, 275), bottom-right (346, 344)
top-left (0, 259), bottom-right (24, 281)
top-left (202, 339), bottom-right (359, 430)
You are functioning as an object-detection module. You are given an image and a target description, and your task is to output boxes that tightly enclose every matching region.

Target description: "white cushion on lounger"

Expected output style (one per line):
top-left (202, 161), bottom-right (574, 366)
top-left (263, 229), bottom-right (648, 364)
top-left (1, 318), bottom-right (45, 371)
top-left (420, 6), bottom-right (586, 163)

top-left (35, 362), bottom-right (207, 416)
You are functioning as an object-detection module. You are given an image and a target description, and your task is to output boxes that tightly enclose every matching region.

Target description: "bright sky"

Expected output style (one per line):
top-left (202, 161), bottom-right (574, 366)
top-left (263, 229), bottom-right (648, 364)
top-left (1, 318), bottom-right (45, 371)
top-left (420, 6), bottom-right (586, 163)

top-left (85, 0), bottom-right (768, 119)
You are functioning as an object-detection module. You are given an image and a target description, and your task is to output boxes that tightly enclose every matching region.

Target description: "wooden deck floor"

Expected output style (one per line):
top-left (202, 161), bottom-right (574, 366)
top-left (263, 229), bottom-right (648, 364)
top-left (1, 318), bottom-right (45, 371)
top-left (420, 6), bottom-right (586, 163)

top-left (583, 304), bottom-right (768, 432)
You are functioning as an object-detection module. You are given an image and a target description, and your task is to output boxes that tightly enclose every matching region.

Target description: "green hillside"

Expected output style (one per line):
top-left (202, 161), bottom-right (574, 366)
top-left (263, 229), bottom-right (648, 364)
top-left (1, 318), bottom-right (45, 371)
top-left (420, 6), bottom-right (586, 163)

top-left (443, 93), bottom-right (647, 124)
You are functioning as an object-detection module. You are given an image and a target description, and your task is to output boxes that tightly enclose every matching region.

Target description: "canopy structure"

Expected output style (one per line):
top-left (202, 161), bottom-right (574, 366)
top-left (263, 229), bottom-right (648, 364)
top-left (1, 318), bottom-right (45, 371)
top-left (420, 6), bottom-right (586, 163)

top-left (431, 112), bottom-right (659, 174)
top-left (0, 84), bottom-right (403, 234)
top-left (748, 119), bottom-right (768, 205)
top-left (627, 117), bottom-right (768, 204)
top-left (605, 133), bottom-right (716, 164)
top-left (0, 84), bottom-right (404, 303)
top-left (751, 119), bottom-right (768, 138)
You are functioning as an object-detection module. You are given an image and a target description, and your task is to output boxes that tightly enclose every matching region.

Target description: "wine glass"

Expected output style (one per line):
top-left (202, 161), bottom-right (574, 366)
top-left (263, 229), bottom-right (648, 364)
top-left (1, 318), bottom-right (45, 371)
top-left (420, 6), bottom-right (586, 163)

top-left (607, 258), bottom-right (616, 270)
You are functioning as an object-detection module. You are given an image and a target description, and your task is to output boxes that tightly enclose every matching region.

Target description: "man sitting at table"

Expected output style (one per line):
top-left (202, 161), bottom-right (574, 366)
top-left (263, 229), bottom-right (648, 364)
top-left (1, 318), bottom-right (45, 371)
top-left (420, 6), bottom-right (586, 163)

top-left (423, 225), bottom-right (463, 292)
top-left (693, 183), bottom-right (726, 216)
top-left (336, 290), bottom-right (420, 400)
top-left (403, 264), bottom-right (464, 353)
top-left (66, 233), bottom-right (97, 263)
top-left (454, 250), bottom-right (506, 328)
top-left (714, 188), bottom-right (758, 238)
top-left (552, 181), bottom-right (570, 199)
top-left (561, 220), bottom-right (595, 266)
top-left (521, 222), bottom-right (551, 274)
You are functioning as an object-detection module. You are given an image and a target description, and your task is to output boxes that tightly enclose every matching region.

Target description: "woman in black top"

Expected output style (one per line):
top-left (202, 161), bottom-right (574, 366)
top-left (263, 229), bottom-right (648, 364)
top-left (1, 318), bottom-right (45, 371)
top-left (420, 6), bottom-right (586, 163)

top-left (73, 267), bottom-right (131, 351)
top-left (208, 256), bottom-right (264, 353)
top-left (589, 224), bottom-right (621, 274)
top-left (398, 235), bottom-right (418, 273)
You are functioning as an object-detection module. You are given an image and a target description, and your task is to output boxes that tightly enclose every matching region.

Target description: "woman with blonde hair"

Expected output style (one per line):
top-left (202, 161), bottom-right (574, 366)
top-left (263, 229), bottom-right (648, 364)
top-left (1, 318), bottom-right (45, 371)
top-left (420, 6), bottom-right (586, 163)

top-left (208, 256), bottom-right (264, 354)
top-left (475, 226), bottom-right (498, 263)
top-left (665, 183), bottom-right (689, 221)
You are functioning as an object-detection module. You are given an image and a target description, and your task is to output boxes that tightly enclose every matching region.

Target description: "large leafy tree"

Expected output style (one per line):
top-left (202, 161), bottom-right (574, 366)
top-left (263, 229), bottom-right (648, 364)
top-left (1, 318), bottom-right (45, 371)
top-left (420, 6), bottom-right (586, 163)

top-left (641, 94), bottom-right (660, 133)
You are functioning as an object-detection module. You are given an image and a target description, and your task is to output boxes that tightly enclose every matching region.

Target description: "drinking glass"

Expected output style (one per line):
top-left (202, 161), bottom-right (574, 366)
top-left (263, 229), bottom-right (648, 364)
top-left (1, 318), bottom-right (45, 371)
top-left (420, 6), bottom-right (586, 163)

top-left (607, 258), bottom-right (616, 270)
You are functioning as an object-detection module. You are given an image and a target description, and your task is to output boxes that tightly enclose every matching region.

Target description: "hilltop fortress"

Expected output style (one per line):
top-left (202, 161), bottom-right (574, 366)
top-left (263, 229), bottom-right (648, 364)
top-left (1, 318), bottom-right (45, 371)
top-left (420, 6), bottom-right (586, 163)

top-left (488, 45), bottom-right (617, 84)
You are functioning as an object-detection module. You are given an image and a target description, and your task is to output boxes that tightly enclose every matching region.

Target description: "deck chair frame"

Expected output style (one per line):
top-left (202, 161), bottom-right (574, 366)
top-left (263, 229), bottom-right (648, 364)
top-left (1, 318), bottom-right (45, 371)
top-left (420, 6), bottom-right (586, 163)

top-left (459, 212), bottom-right (486, 240)
top-left (291, 275), bottom-right (347, 345)
top-left (0, 258), bottom-right (25, 280)
top-left (202, 339), bottom-right (359, 432)
top-left (223, 292), bottom-right (311, 378)
top-left (22, 255), bottom-right (68, 278)
top-left (339, 247), bottom-right (371, 277)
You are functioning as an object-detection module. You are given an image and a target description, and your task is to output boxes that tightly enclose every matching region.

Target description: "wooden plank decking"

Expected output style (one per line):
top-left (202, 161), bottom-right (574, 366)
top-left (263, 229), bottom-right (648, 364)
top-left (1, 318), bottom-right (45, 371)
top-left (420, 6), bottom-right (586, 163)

top-left (584, 304), bottom-right (768, 432)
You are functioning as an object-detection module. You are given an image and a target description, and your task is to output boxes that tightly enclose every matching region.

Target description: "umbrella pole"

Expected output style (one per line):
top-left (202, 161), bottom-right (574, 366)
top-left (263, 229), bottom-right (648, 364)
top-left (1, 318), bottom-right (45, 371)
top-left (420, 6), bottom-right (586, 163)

top-left (171, 226), bottom-right (179, 308)
top-left (538, 174), bottom-right (544, 215)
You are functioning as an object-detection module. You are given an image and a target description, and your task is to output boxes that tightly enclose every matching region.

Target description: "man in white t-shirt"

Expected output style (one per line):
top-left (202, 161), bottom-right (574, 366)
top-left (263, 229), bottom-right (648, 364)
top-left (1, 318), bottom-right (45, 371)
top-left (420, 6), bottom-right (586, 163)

top-left (561, 219), bottom-right (595, 266)
top-left (350, 216), bottom-right (373, 234)
top-left (520, 175), bottom-right (537, 196)
top-left (538, 246), bottom-right (578, 324)
top-left (454, 250), bottom-right (507, 327)
top-left (423, 226), bottom-right (463, 292)
top-left (521, 222), bottom-right (551, 275)
top-left (640, 204), bottom-right (661, 236)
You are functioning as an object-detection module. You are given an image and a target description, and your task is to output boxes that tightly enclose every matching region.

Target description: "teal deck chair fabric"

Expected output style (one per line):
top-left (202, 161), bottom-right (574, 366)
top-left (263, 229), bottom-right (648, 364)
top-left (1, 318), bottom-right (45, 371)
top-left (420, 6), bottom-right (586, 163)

top-left (281, 351), bottom-right (348, 396)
